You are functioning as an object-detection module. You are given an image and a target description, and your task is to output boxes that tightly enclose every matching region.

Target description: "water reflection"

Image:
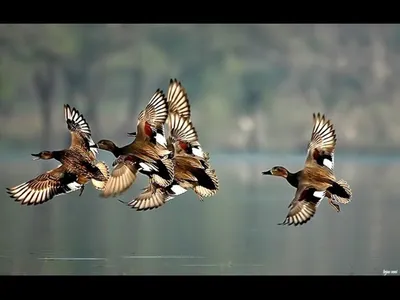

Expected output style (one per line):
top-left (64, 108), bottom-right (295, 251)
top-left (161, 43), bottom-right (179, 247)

top-left (1, 153), bottom-right (399, 275)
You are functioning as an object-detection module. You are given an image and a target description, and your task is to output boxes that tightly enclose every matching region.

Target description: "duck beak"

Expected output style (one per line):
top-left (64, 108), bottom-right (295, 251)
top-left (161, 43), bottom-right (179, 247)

top-left (262, 170), bottom-right (272, 175)
top-left (31, 153), bottom-right (41, 160)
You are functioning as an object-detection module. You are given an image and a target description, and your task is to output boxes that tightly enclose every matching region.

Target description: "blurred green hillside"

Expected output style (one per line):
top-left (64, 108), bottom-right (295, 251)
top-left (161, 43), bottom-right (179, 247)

top-left (1, 24), bottom-right (400, 154)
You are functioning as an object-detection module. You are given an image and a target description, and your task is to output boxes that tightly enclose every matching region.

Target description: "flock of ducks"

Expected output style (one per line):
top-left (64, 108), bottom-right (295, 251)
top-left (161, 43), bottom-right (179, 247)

top-left (6, 79), bottom-right (219, 212)
top-left (6, 79), bottom-right (352, 227)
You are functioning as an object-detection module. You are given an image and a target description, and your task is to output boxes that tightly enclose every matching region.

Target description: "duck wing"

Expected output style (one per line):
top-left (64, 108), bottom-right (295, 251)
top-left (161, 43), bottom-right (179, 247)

top-left (278, 184), bottom-right (326, 226)
top-left (6, 165), bottom-right (81, 205)
top-left (305, 112), bottom-right (337, 171)
top-left (167, 78), bottom-right (191, 119)
top-left (168, 112), bottom-right (205, 159)
top-left (126, 183), bottom-right (169, 211)
top-left (168, 112), bottom-right (199, 144)
top-left (136, 89), bottom-right (168, 146)
top-left (100, 157), bottom-right (138, 198)
top-left (64, 104), bottom-right (98, 159)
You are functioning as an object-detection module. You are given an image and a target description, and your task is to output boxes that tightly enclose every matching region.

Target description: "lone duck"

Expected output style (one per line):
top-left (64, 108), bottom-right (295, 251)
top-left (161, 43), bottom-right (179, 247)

top-left (6, 104), bottom-right (109, 205)
top-left (123, 79), bottom-right (219, 210)
top-left (97, 89), bottom-right (174, 198)
top-left (262, 113), bottom-right (352, 226)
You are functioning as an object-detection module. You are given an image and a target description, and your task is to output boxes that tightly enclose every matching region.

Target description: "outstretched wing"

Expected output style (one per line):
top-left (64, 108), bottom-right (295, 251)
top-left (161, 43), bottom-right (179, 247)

top-left (64, 104), bottom-right (98, 158)
top-left (136, 89), bottom-right (168, 146)
top-left (100, 157), bottom-right (138, 198)
top-left (6, 165), bottom-right (81, 205)
top-left (126, 183), bottom-right (168, 211)
top-left (167, 78), bottom-right (191, 119)
top-left (305, 113), bottom-right (336, 170)
top-left (168, 112), bottom-right (199, 144)
top-left (168, 112), bottom-right (206, 159)
top-left (278, 185), bottom-right (326, 226)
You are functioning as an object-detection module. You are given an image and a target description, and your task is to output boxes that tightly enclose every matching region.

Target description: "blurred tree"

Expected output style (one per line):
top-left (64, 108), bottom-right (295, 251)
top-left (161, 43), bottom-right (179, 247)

top-left (2, 24), bottom-right (400, 151)
top-left (33, 61), bottom-right (56, 152)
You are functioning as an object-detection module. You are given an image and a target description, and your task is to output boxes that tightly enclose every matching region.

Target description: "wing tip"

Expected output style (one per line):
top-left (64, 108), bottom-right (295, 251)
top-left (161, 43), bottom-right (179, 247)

top-left (64, 103), bottom-right (79, 118)
top-left (313, 112), bottom-right (324, 120)
top-left (153, 88), bottom-right (166, 99)
top-left (313, 112), bottom-right (335, 130)
top-left (144, 89), bottom-right (169, 124)
top-left (278, 211), bottom-right (315, 227)
top-left (169, 78), bottom-right (180, 85)
top-left (127, 191), bottom-right (167, 211)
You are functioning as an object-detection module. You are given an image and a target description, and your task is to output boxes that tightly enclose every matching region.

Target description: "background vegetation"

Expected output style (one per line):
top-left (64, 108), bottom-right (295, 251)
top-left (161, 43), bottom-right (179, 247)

top-left (1, 24), bottom-right (399, 154)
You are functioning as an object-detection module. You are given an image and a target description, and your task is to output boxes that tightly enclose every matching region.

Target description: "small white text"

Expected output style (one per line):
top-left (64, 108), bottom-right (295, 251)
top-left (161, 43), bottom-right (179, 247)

top-left (383, 269), bottom-right (398, 276)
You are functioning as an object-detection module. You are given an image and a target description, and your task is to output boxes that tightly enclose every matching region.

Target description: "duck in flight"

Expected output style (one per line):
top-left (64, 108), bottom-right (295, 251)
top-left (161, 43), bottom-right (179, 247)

top-left (6, 104), bottom-right (109, 205)
top-left (122, 79), bottom-right (219, 210)
top-left (262, 113), bottom-right (352, 226)
top-left (97, 89), bottom-right (174, 198)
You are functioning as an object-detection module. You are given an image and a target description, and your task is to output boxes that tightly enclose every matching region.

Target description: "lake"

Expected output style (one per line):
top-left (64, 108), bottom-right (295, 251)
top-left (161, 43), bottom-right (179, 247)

top-left (1, 152), bottom-right (399, 275)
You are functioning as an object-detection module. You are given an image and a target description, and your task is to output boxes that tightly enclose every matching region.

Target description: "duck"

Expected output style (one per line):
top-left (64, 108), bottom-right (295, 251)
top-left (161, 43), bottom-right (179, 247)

top-left (122, 79), bottom-right (219, 211)
top-left (126, 78), bottom-right (206, 158)
top-left (6, 104), bottom-right (110, 205)
top-left (97, 89), bottom-right (174, 198)
top-left (261, 113), bottom-right (352, 226)
top-left (125, 114), bottom-right (219, 211)
top-left (166, 79), bottom-right (206, 160)
top-left (261, 166), bottom-right (350, 213)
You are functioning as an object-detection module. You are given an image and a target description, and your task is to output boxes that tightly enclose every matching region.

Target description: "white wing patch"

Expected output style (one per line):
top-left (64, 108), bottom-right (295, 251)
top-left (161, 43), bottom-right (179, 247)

top-left (155, 132), bottom-right (167, 147)
top-left (313, 190), bottom-right (325, 199)
top-left (192, 146), bottom-right (205, 159)
top-left (313, 190), bottom-right (326, 208)
top-left (170, 184), bottom-right (187, 196)
top-left (138, 162), bottom-right (159, 173)
top-left (66, 181), bottom-right (83, 193)
top-left (323, 158), bottom-right (333, 170)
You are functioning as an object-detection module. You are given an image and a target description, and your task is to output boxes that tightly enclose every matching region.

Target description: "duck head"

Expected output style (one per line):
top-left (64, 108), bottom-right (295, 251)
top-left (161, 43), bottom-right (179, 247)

top-left (31, 151), bottom-right (54, 160)
top-left (262, 166), bottom-right (289, 178)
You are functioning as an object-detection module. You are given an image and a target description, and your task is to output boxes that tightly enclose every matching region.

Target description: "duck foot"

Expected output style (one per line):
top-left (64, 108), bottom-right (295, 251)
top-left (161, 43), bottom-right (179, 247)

top-left (79, 185), bottom-right (85, 197)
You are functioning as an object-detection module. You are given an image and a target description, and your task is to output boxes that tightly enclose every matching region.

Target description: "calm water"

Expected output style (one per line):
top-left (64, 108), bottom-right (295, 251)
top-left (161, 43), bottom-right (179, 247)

top-left (1, 152), bottom-right (399, 275)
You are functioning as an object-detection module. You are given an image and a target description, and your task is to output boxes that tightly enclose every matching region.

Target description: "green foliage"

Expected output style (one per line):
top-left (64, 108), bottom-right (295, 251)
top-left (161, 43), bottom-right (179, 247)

top-left (0, 53), bottom-right (33, 105)
top-left (2, 24), bottom-right (400, 151)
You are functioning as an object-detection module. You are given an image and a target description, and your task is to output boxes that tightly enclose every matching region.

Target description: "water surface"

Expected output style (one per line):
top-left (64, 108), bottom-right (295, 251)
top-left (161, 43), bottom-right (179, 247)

top-left (1, 152), bottom-right (399, 275)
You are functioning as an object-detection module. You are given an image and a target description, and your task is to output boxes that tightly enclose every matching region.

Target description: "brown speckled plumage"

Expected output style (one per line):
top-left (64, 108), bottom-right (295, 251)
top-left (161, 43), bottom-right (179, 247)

top-left (262, 113), bottom-right (352, 226)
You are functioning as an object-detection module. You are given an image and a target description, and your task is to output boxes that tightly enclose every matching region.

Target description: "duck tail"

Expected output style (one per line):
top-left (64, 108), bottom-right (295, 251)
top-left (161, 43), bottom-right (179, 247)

top-left (151, 156), bottom-right (175, 188)
top-left (328, 179), bottom-right (352, 204)
top-left (193, 168), bottom-right (220, 199)
top-left (91, 161), bottom-right (110, 191)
